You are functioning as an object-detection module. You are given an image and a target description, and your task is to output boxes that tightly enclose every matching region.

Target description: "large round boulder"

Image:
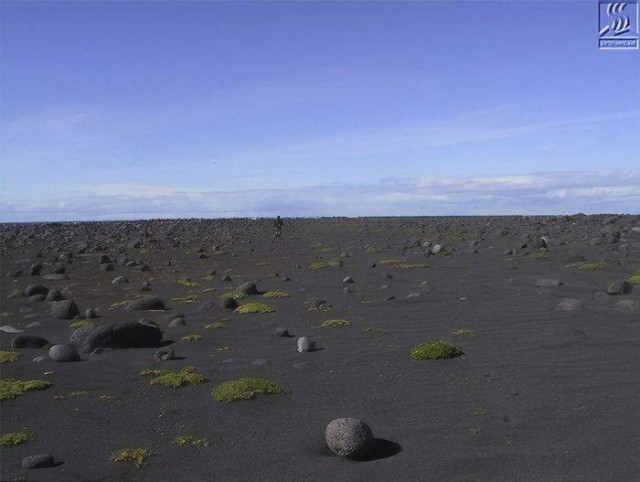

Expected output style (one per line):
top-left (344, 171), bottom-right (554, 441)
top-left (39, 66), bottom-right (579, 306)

top-left (49, 344), bottom-right (81, 362)
top-left (325, 418), bottom-right (374, 459)
top-left (76, 319), bottom-right (163, 353)
top-left (51, 300), bottom-right (80, 320)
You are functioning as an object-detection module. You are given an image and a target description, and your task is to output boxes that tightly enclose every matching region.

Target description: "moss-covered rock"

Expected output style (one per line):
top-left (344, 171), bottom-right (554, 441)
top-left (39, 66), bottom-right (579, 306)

top-left (320, 319), bottom-right (350, 328)
top-left (140, 366), bottom-right (207, 388)
top-left (410, 340), bottom-right (464, 360)
top-left (234, 302), bottom-right (274, 314)
top-left (111, 447), bottom-right (153, 468)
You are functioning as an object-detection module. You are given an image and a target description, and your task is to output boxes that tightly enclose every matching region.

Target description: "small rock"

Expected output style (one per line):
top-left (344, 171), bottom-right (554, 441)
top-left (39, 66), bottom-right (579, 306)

top-left (154, 349), bottom-right (175, 361)
top-left (237, 281), bottom-right (259, 295)
top-left (607, 281), bottom-right (633, 295)
top-left (325, 418), bottom-right (374, 459)
top-left (1, 325), bottom-right (23, 334)
top-left (22, 454), bottom-right (55, 469)
top-left (342, 276), bottom-right (355, 284)
top-left (297, 337), bottom-right (315, 352)
top-left (99, 263), bottom-right (114, 272)
top-left (51, 300), bottom-right (80, 320)
top-left (49, 344), bottom-right (81, 362)
top-left (535, 279), bottom-right (562, 287)
top-left (112, 276), bottom-right (129, 284)
top-left (24, 284), bottom-right (49, 297)
top-left (45, 289), bottom-right (65, 302)
top-left (273, 327), bottom-right (290, 337)
top-left (85, 308), bottom-right (98, 319)
top-left (29, 262), bottom-right (42, 276)
top-left (126, 297), bottom-right (165, 311)
top-left (168, 317), bottom-right (186, 327)
top-left (432, 244), bottom-right (443, 254)
top-left (217, 296), bottom-right (238, 310)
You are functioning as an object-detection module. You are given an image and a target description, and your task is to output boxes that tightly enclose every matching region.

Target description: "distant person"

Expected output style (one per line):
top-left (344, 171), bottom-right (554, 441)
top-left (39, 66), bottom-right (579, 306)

top-left (274, 215), bottom-right (285, 238)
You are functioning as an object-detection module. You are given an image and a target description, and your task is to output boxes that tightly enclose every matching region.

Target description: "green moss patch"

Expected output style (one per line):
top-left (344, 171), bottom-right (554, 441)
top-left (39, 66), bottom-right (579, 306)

top-left (578, 262), bottom-right (606, 271)
top-left (181, 334), bottom-right (203, 342)
top-left (0, 351), bottom-right (20, 363)
top-left (112, 447), bottom-right (154, 468)
top-left (70, 320), bottom-right (95, 330)
top-left (365, 246), bottom-right (384, 254)
top-left (0, 379), bottom-right (52, 400)
top-left (173, 435), bottom-right (211, 448)
top-left (171, 295), bottom-right (199, 304)
top-left (625, 274), bottom-right (640, 285)
top-left (320, 318), bottom-right (350, 328)
top-left (309, 258), bottom-right (343, 270)
top-left (205, 321), bottom-right (227, 329)
top-left (379, 259), bottom-right (407, 265)
top-left (234, 302), bottom-right (274, 314)
top-left (395, 262), bottom-right (430, 269)
top-left (0, 429), bottom-right (32, 447)
top-left (140, 366), bottom-right (207, 388)
top-left (262, 290), bottom-right (290, 299)
top-left (213, 377), bottom-right (287, 402)
top-left (527, 251), bottom-right (550, 260)
top-left (178, 278), bottom-right (200, 288)
top-left (410, 340), bottom-right (464, 360)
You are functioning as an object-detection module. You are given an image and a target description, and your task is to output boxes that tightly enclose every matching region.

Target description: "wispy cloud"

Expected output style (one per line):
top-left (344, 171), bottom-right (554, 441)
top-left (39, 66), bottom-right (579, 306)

top-left (1, 170), bottom-right (637, 222)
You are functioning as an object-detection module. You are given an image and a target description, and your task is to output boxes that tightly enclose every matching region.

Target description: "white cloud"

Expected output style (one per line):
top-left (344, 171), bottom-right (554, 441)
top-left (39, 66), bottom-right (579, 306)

top-left (0, 170), bottom-right (638, 222)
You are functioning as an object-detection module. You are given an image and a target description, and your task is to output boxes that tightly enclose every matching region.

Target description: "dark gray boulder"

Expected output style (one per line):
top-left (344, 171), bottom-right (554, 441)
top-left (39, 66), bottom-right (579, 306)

top-left (45, 289), bottom-right (65, 302)
top-left (237, 281), bottom-right (259, 295)
top-left (49, 344), bottom-right (81, 362)
top-left (24, 284), bottom-right (49, 297)
top-left (76, 319), bottom-right (163, 353)
top-left (126, 297), bottom-right (165, 311)
top-left (51, 300), bottom-right (80, 320)
top-left (12, 335), bottom-right (50, 349)
top-left (22, 454), bottom-right (55, 469)
top-left (217, 296), bottom-right (238, 310)
top-left (325, 418), bottom-right (374, 459)
top-left (607, 281), bottom-right (633, 295)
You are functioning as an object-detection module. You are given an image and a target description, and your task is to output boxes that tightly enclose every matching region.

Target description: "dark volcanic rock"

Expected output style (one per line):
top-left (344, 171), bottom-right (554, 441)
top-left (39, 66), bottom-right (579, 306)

top-left (51, 300), bottom-right (80, 320)
top-left (273, 327), bottom-right (290, 337)
top-left (24, 284), bottom-right (49, 297)
top-left (12, 335), bottom-right (50, 349)
top-left (22, 454), bottom-right (55, 469)
top-left (607, 281), bottom-right (633, 295)
top-left (237, 281), bottom-right (259, 295)
top-left (217, 296), bottom-right (238, 310)
top-left (45, 289), bottom-right (65, 302)
top-left (49, 344), bottom-right (81, 362)
top-left (29, 294), bottom-right (46, 302)
top-left (29, 262), bottom-right (42, 276)
top-left (126, 297), bottom-right (165, 311)
top-left (76, 319), bottom-right (163, 353)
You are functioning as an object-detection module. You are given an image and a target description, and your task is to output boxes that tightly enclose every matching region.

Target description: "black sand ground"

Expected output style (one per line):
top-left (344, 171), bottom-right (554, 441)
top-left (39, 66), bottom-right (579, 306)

top-left (1, 216), bottom-right (639, 481)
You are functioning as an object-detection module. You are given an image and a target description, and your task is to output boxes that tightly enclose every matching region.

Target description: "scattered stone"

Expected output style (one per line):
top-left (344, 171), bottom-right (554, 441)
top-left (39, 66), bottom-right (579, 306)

top-left (325, 418), bottom-right (374, 459)
top-left (99, 263), bottom-right (114, 272)
top-left (154, 349), bottom-right (175, 361)
top-left (85, 308), bottom-right (98, 319)
top-left (51, 300), bottom-right (80, 320)
top-left (126, 297), bottom-right (165, 311)
top-left (273, 327), bottom-right (290, 337)
top-left (237, 281), bottom-right (259, 295)
top-left (343, 287), bottom-right (352, 294)
top-left (29, 262), bottom-right (42, 276)
top-left (45, 289), bottom-right (65, 302)
top-left (168, 317), bottom-right (186, 327)
top-left (607, 281), bottom-right (633, 295)
top-left (432, 244), bottom-right (443, 254)
top-left (342, 276), bottom-right (355, 284)
top-left (49, 344), bottom-right (81, 362)
top-left (217, 296), bottom-right (238, 310)
top-left (535, 279), bottom-right (562, 287)
top-left (22, 454), bottom-right (55, 469)
top-left (112, 276), bottom-right (129, 284)
top-left (24, 284), bottom-right (49, 297)
top-left (12, 335), bottom-right (49, 348)
top-left (297, 337), bottom-right (315, 352)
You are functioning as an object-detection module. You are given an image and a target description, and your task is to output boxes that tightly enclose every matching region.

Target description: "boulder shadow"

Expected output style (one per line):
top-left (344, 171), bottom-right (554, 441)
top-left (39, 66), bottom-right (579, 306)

top-left (351, 439), bottom-right (402, 461)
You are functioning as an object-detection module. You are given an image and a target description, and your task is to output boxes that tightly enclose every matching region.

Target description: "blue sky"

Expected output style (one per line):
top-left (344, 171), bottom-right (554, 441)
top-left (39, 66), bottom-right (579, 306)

top-left (1, 0), bottom-right (639, 221)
